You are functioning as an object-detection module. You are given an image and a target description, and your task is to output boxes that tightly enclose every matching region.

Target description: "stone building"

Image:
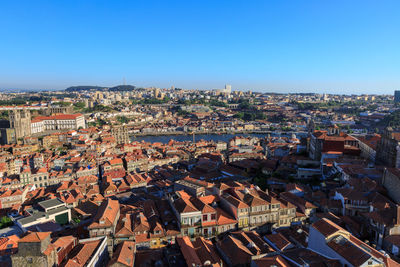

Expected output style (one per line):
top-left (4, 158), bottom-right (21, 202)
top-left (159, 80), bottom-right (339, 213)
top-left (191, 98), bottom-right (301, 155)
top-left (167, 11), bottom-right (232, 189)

top-left (0, 128), bottom-right (16, 144)
top-left (20, 168), bottom-right (49, 187)
top-left (382, 168), bottom-right (400, 203)
top-left (9, 109), bottom-right (31, 140)
top-left (376, 127), bottom-right (400, 168)
top-left (46, 105), bottom-right (73, 115)
top-left (12, 232), bottom-right (77, 267)
top-left (11, 232), bottom-right (56, 267)
top-left (111, 125), bottom-right (130, 145)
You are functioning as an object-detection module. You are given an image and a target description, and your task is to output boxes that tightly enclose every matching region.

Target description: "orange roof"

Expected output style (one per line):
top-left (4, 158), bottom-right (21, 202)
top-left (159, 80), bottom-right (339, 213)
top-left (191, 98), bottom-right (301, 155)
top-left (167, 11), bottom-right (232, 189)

top-left (65, 239), bottom-right (101, 267)
top-left (110, 241), bottom-right (135, 266)
top-left (19, 232), bottom-right (51, 243)
top-left (216, 208), bottom-right (237, 225)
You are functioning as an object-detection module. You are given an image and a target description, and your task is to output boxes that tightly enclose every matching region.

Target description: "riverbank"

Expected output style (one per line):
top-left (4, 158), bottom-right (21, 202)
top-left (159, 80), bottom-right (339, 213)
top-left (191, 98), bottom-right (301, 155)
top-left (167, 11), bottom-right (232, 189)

top-left (129, 130), bottom-right (307, 137)
top-left (130, 131), bottom-right (308, 144)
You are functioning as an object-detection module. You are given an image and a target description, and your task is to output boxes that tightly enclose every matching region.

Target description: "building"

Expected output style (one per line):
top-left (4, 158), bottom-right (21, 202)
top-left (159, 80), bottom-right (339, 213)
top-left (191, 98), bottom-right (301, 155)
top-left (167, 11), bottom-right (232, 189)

top-left (395, 90), bottom-right (400, 103)
top-left (0, 186), bottom-right (30, 209)
top-left (111, 125), bottom-right (130, 145)
top-left (0, 127), bottom-right (16, 144)
top-left (46, 105), bottom-right (73, 115)
top-left (382, 168), bottom-right (400, 203)
top-left (108, 241), bottom-right (136, 267)
top-left (88, 199), bottom-right (120, 254)
top-left (309, 125), bottom-right (359, 160)
top-left (30, 118), bottom-right (45, 134)
top-left (174, 176), bottom-right (213, 197)
top-left (64, 236), bottom-right (109, 267)
top-left (224, 84), bottom-right (232, 94)
top-left (308, 218), bottom-right (397, 267)
top-left (354, 134), bottom-right (381, 162)
top-left (217, 231), bottom-right (274, 266)
top-left (9, 109), bottom-right (31, 140)
top-left (20, 168), bottom-right (49, 187)
top-left (32, 113), bottom-right (85, 132)
top-left (16, 198), bottom-right (71, 230)
top-left (11, 232), bottom-right (76, 267)
top-left (177, 236), bottom-right (223, 267)
top-left (376, 127), bottom-right (400, 168)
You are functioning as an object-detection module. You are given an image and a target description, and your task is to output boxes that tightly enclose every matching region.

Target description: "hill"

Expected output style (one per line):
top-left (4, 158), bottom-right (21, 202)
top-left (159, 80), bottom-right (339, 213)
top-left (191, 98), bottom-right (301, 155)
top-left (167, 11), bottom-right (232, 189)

top-left (109, 85), bottom-right (136, 91)
top-left (65, 85), bottom-right (136, 92)
top-left (65, 86), bottom-right (106, 92)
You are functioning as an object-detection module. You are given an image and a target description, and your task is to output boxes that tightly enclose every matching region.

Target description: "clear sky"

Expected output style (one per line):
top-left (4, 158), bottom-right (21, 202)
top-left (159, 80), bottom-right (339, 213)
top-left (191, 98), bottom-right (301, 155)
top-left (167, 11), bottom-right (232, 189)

top-left (0, 0), bottom-right (399, 94)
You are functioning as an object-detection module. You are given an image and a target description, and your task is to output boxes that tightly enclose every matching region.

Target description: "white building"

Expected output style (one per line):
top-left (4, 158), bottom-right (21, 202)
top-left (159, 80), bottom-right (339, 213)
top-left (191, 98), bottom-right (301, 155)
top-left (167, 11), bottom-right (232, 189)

top-left (31, 114), bottom-right (86, 133)
top-left (31, 119), bottom-right (45, 134)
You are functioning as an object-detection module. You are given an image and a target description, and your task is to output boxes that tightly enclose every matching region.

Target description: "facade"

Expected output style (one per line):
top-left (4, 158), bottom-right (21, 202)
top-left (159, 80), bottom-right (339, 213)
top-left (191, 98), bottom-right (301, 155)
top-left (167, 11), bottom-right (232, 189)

top-left (355, 134), bottom-right (380, 162)
top-left (46, 105), bottom-right (73, 115)
top-left (9, 109), bottom-right (31, 140)
top-left (32, 113), bottom-right (85, 132)
top-left (395, 90), bottom-right (400, 103)
top-left (382, 168), bottom-right (400, 203)
top-left (376, 127), bottom-right (400, 168)
top-left (0, 187), bottom-right (30, 209)
top-left (111, 125), bottom-right (130, 145)
top-left (20, 168), bottom-right (50, 187)
top-left (11, 232), bottom-right (77, 267)
top-left (0, 128), bottom-right (16, 144)
top-left (30, 118), bottom-right (45, 134)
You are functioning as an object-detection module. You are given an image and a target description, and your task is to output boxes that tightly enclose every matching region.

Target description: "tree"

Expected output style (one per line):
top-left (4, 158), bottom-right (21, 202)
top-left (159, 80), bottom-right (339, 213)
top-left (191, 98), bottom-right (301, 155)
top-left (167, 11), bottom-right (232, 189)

top-left (53, 101), bottom-right (71, 107)
top-left (73, 102), bottom-right (86, 110)
top-left (0, 216), bottom-right (13, 229)
top-left (117, 116), bottom-right (129, 124)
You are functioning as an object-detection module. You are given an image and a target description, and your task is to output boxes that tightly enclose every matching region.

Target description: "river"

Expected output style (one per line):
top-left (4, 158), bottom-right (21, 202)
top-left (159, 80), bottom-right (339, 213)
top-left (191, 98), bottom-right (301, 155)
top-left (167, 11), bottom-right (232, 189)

top-left (131, 132), bottom-right (307, 144)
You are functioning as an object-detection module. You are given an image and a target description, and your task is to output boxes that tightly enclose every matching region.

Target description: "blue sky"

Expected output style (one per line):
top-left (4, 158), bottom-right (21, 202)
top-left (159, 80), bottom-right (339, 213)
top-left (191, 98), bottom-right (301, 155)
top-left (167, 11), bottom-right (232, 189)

top-left (0, 0), bottom-right (399, 94)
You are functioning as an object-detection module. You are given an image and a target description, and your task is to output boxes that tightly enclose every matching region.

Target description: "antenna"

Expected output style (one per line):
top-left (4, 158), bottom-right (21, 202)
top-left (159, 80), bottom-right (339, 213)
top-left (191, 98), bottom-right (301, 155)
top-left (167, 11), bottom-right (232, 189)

top-left (123, 77), bottom-right (126, 86)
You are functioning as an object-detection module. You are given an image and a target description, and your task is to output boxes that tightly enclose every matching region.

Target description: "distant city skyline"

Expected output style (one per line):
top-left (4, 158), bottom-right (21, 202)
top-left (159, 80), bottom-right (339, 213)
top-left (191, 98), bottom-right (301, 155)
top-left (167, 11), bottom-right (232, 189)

top-left (1, 0), bottom-right (399, 94)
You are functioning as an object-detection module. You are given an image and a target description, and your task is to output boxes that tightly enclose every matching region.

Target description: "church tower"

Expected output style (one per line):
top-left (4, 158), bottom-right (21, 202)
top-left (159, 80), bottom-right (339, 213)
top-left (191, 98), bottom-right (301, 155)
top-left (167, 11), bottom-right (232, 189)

top-left (9, 109), bottom-right (31, 140)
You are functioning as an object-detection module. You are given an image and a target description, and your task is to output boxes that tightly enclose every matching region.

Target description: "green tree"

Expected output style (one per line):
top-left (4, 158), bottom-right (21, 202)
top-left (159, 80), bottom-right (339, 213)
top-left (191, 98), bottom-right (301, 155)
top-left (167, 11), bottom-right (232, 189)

top-left (0, 216), bottom-right (13, 229)
top-left (117, 116), bottom-right (129, 124)
top-left (53, 101), bottom-right (71, 107)
top-left (73, 102), bottom-right (86, 110)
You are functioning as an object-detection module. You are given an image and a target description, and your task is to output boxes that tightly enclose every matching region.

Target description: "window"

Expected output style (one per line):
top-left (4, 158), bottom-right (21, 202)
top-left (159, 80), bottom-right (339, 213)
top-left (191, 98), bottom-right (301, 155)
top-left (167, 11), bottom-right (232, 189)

top-left (211, 214), bottom-right (216, 220)
top-left (203, 214), bottom-right (208, 221)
